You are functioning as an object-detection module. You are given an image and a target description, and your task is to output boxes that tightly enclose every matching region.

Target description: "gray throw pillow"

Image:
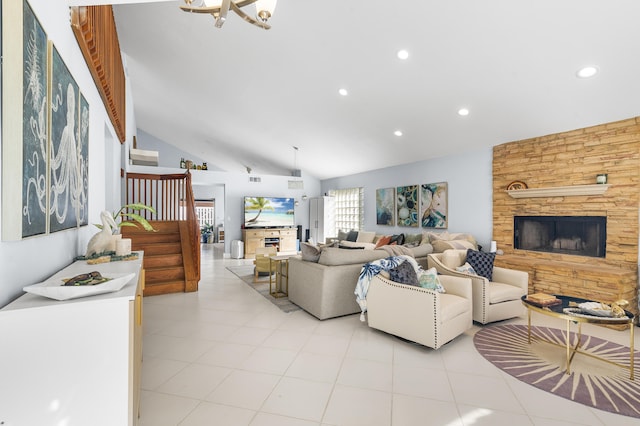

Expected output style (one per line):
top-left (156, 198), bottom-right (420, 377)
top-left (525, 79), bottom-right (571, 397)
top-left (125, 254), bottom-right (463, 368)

top-left (388, 261), bottom-right (419, 286)
top-left (300, 242), bottom-right (322, 262)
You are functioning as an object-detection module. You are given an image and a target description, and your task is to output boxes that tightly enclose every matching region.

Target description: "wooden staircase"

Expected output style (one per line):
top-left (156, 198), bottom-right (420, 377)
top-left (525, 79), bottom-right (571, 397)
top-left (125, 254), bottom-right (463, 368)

top-left (122, 171), bottom-right (201, 296)
top-left (122, 221), bottom-right (194, 296)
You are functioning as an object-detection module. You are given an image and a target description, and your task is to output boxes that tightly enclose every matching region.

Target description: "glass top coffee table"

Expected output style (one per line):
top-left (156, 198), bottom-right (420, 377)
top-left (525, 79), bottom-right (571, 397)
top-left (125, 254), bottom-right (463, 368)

top-left (521, 294), bottom-right (635, 380)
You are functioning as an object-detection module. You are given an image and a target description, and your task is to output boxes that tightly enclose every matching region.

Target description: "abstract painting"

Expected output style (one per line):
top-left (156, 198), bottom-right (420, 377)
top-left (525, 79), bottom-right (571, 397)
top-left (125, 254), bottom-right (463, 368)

top-left (376, 188), bottom-right (395, 226)
top-left (21, 0), bottom-right (48, 237)
top-left (49, 45), bottom-right (88, 232)
top-left (421, 182), bottom-right (448, 228)
top-left (396, 185), bottom-right (419, 227)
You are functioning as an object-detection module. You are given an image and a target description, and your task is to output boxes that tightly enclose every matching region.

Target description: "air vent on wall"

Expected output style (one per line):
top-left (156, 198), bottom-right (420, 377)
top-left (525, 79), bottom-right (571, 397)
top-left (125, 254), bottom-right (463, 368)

top-left (288, 180), bottom-right (304, 190)
top-left (249, 176), bottom-right (261, 183)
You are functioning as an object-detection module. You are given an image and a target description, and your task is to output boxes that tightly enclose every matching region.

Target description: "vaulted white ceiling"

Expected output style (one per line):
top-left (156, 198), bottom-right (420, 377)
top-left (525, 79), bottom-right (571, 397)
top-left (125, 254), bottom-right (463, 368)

top-left (108, 0), bottom-right (640, 180)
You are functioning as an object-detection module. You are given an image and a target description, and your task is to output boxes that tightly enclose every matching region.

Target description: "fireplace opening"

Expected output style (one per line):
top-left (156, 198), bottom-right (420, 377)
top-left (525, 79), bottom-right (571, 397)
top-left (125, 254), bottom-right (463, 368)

top-left (514, 216), bottom-right (606, 258)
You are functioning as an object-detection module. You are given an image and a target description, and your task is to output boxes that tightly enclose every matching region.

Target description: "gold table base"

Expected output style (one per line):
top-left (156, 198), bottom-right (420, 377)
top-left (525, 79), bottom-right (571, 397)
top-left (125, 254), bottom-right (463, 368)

top-left (523, 297), bottom-right (635, 380)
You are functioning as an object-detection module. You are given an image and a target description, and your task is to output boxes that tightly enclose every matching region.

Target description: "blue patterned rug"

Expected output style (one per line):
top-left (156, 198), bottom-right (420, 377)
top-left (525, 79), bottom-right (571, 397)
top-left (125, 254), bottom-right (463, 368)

top-left (474, 324), bottom-right (640, 419)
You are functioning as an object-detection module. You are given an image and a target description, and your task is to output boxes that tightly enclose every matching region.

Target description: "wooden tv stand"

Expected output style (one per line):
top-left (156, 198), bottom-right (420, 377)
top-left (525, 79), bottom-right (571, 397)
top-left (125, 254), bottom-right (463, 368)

top-left (242, 227), bottom-right (297, 258)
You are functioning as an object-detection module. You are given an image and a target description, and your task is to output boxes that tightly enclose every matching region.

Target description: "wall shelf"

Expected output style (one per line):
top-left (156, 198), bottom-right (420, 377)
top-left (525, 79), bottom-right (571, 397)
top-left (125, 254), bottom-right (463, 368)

top-left (506, 184), bottom-right (610, 198)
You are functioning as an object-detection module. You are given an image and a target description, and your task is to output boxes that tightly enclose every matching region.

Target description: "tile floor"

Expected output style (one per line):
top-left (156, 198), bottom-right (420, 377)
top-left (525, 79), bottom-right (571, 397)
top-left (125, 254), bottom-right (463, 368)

top-left (140, 252), bottom-right (640, 425)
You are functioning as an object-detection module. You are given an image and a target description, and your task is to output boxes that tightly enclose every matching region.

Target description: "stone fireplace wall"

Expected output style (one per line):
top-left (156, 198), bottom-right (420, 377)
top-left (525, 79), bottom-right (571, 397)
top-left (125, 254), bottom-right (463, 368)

top-left (493, 117), bottom-right (640, 313)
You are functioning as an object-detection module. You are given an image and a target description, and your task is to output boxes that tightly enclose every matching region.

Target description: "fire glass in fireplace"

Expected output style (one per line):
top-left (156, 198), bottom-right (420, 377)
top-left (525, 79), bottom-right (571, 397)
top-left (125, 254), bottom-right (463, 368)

top-left (514, 216), bottom-right (606, 258)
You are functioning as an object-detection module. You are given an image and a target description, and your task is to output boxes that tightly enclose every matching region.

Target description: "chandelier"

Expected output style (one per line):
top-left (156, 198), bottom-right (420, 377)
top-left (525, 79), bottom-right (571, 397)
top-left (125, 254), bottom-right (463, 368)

top-left (180, 0), bottom-right (277, 30)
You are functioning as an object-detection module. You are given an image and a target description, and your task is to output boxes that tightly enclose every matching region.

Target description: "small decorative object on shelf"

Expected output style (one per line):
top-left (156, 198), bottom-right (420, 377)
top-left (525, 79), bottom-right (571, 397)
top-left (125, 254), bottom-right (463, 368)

top-left (506, 180), bottom-right (528, 190)
top-left (202, 162), bottom-right (208, 170)
top-left (180, 157), bottom-right (186, 169)
top-left (596, 173), bottom-right (608, 184)
top-left (85, 204), bottom-right (156, 259)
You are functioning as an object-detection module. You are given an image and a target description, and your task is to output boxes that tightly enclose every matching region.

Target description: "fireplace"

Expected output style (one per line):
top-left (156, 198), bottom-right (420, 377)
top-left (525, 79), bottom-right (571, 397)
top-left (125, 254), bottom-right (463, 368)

top-left (514, 216), bottom-right (606, 258)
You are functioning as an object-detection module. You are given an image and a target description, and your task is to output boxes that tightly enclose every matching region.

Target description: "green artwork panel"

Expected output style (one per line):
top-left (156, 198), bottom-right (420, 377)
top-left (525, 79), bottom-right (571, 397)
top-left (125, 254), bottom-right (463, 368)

top-left (376, 188), bottom-right (395, 226)
top-left (22, 0), bottom-right (48, 237)
top-left (396, 185), bottom-right (419, 227)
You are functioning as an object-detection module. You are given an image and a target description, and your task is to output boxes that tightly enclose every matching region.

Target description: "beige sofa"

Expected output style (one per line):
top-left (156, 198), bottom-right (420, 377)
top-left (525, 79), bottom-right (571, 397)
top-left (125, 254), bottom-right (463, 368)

top-left (288, 245), bottom-right (432, 320)
top-left (366, 274), bottom-right (473, 349)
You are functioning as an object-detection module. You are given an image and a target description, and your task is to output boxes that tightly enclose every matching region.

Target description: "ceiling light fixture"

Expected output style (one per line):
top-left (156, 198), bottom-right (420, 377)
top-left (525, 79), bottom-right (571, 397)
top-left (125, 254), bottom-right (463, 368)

top-left (338, 88), bottom-right (348, 96)
top-left (397, 49), bottom-right (409, 60)
top-left (180, 0), bottom-right (277, 30)
top-left (394, 130), bottom-right (403, 137)
top-left (458, 108), bottom-right (470, 116)
top-left (576, 66), bottom-right (598, 78)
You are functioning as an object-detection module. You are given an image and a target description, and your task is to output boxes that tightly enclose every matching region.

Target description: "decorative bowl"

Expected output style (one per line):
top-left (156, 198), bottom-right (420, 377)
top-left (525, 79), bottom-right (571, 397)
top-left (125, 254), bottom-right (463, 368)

top-left (23, 272), bottom-right (135, 301)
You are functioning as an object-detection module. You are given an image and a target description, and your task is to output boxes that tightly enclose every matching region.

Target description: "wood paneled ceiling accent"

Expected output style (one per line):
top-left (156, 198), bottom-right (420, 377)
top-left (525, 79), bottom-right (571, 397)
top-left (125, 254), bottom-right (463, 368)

top-left (71, 5), bottom-right (126, 143)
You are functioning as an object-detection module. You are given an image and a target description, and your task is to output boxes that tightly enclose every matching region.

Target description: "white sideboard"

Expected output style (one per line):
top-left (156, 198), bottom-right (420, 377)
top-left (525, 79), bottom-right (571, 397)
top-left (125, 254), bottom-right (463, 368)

top-left (0, 253), bottom-right (144, 426)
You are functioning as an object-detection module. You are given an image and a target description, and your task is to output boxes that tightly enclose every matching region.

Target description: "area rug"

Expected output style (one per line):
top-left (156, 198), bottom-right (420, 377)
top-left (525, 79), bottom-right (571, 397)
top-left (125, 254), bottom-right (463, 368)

top-left (226, 265), bottom-right (300, 313)
top-left (474, 324), bottom-right (640, 418)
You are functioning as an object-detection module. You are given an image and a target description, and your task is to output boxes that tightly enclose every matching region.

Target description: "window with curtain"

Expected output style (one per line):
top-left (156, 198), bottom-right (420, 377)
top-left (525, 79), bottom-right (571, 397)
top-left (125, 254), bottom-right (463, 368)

top-left (328, 187), bottom-right (364, 234)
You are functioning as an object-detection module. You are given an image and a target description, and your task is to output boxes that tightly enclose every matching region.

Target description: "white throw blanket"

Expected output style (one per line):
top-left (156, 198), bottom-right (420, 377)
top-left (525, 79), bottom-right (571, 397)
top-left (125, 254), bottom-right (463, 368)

top-left (354, 255), bottom-right (420, 321)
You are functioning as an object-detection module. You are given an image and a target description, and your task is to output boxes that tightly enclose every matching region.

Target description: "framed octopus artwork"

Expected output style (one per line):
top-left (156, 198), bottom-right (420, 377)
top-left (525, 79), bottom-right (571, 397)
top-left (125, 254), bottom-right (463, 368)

top-left (2, 0), bottom-right (89, 240)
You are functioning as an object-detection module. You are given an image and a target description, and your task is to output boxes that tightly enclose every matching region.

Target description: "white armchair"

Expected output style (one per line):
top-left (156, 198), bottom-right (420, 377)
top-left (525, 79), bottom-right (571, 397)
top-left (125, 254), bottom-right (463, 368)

top-left (366, 274), bottom-right (473, 350)
top-left (427, 250), bottom-right (529, 325)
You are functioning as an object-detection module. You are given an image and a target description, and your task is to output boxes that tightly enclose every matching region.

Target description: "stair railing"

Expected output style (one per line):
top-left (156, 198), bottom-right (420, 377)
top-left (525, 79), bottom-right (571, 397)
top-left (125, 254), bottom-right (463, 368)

top-left (125, 170), bottom-right (200, 289)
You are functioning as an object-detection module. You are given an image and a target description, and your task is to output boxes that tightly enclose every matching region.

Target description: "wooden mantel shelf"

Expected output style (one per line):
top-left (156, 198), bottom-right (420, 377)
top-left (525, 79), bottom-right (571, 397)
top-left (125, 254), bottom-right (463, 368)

top-left (507, 184), bottom-right (610, 198)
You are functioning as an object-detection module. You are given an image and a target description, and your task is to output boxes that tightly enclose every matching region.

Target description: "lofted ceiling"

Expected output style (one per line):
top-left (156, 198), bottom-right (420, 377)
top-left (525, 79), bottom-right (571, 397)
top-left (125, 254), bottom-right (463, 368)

top-left (107, 0), bottom-right (640, 180)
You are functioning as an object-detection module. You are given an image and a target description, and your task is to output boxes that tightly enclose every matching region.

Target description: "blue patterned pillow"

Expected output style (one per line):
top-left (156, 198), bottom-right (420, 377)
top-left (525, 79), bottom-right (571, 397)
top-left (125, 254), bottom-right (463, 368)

top-left (418, 267), bottom-right (446, 293)
top-left (465, 249), bottom-right (495, 280)
top-left (388, 261), bottom-right (419, 286)
top-left (456, 262), bottom-right (477, 275)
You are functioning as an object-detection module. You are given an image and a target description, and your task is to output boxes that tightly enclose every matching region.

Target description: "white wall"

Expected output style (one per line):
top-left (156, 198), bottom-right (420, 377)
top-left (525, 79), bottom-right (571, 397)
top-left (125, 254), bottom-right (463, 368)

top-left (135, 129), bottom-right (212, 170)
top-left (0, 0), bottom-right (126, 307)
top-left (128, 165), bottom-right (322, 253)
top-left (321, 149), bottom-right (494, 249)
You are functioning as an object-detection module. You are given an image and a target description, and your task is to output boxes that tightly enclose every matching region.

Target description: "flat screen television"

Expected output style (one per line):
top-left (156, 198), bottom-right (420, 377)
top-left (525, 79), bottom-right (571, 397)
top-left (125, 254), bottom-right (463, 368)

top-left (244, 196), bottom-right (295, 228)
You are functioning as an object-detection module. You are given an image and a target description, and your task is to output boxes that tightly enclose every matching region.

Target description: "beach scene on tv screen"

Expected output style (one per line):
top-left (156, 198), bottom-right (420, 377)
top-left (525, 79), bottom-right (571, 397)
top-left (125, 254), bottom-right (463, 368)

top-left (244, 197), bottom-right (295, 227)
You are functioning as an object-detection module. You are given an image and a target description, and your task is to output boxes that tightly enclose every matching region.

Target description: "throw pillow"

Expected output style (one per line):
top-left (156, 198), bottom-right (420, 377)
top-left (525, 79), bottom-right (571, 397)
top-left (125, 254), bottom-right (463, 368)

top-left (417, 267), bottom-right (446, 293)
top-left (356, 231), bottom-right (376, 244)
top-left (388, 261), bottom-right (419, 286)
top-left (432, 239), bottom-right (476, 253)
top-left (374, 235), bottom-right (392, 248)
top-left (404, 233), bottom-right (422, 245)
top-left (300, 242), bottom-right (322, 262)
top-left (465, 249), bottom-right (495, 280)
top-left (338, 244), bottom-right (365, 250)
top-left (346, 230), bottom-right (359, 242)
top-left (390, 234), bottom-right (405, 245)
top-left (456, 262), bottom-right (477, 275)
top-left (337, 230), bottom-right (348, 241)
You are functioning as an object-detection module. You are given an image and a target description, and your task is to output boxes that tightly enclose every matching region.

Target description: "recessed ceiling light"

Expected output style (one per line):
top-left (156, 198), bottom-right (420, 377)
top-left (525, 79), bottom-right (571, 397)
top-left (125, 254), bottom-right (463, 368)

top-left (576, 66), bottom-right (598, 78)
top-left (338, 88), bottom-right (348, 96)
top-left (458, 108), bottom-right (470, 116)
top-left (394, 130), bottom-right (403, 137)
top-left (397, 49), bottom-right (409, 60)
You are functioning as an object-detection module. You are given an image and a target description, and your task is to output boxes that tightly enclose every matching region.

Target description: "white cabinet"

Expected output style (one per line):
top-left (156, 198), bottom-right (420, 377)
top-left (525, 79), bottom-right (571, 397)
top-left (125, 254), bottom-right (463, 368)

top-left (309, 196), bottom-right (335, 244)
top-left (0, 254), bottom-right (144, 426)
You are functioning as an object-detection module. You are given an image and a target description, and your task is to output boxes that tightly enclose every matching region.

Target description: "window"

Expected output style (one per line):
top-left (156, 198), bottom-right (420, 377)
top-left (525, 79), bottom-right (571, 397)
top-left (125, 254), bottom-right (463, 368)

top-left (194, 199), bottom-right (215, 230)
top-left (328, 187), bottom-right (364, 233)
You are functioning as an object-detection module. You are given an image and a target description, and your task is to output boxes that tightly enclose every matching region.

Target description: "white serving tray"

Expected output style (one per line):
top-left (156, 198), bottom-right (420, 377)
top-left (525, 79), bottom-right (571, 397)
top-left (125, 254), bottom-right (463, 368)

top-left (23, 272), bottom-right (135, 301)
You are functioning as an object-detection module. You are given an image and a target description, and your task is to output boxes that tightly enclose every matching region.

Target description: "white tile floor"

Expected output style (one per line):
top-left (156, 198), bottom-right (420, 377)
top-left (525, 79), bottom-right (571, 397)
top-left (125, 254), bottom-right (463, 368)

top-left (140, 253), bottom-right (640, 426)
